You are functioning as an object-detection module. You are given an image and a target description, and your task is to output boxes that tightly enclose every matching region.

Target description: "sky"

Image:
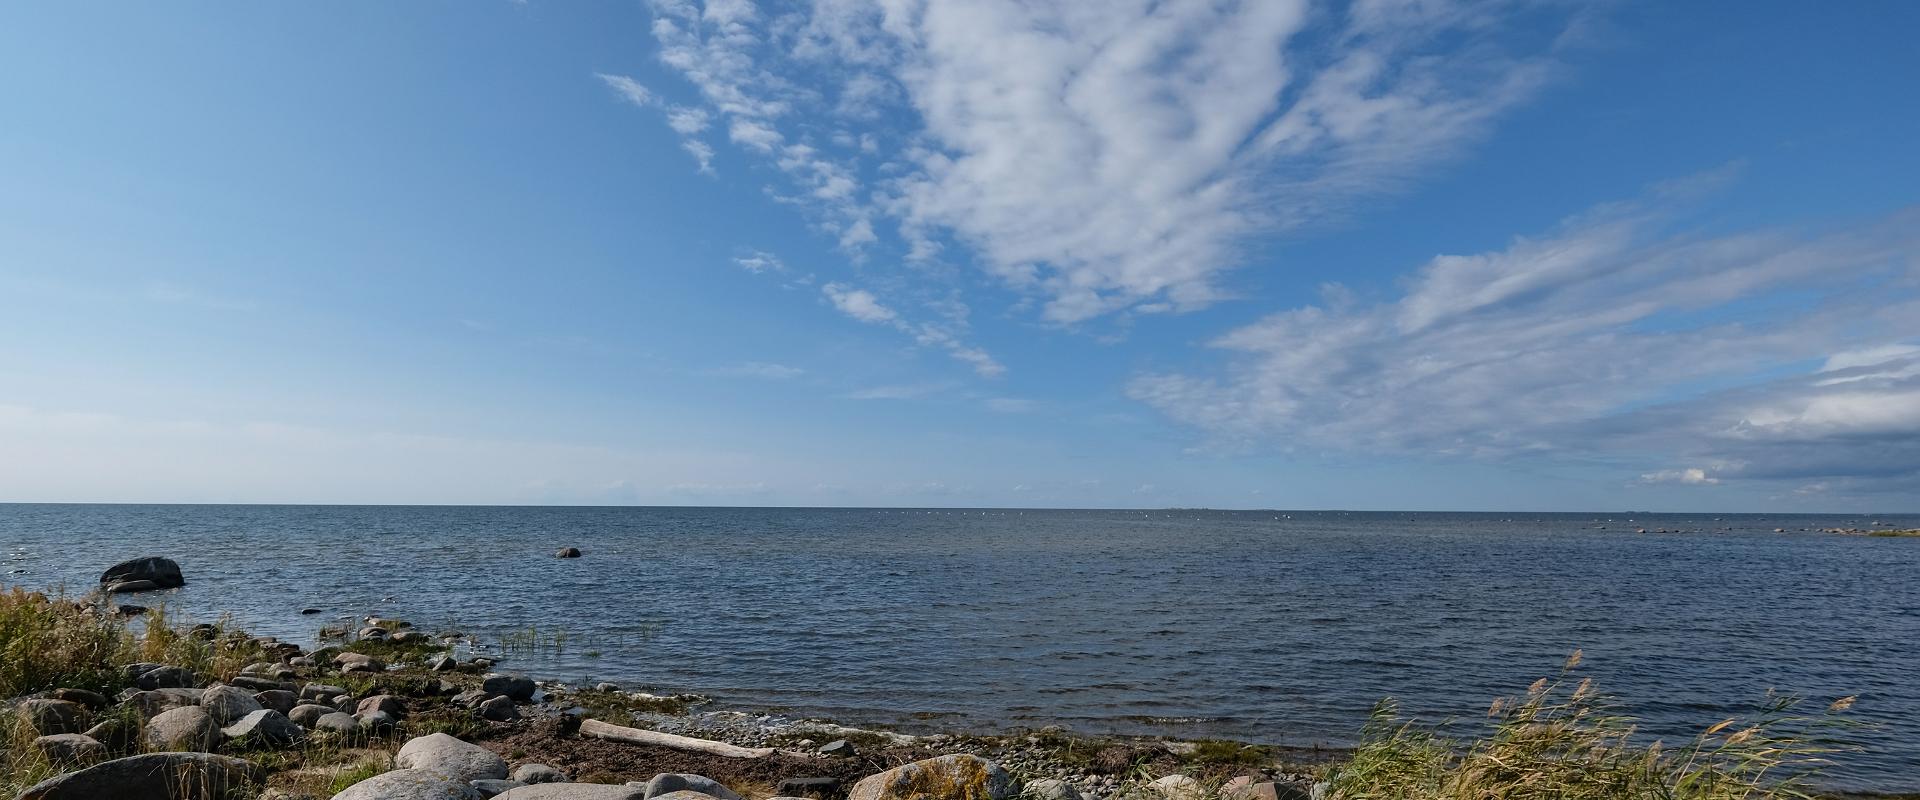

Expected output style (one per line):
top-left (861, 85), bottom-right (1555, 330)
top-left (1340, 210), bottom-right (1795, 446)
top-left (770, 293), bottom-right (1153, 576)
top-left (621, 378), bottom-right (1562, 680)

top-left (1, 1), bottom-right (1917, 511)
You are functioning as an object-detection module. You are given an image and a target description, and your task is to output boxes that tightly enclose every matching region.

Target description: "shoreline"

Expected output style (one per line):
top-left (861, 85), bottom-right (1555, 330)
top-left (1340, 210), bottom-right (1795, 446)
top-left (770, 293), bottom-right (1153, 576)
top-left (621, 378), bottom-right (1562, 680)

top-left (4, 559), bottom-right (1915, 799)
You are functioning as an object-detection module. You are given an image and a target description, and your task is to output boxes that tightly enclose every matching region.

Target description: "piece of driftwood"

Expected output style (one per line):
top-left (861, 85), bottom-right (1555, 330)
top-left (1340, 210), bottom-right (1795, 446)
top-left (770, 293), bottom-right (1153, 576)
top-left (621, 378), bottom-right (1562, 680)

top-left (579, 718), bottom-right (784, 759)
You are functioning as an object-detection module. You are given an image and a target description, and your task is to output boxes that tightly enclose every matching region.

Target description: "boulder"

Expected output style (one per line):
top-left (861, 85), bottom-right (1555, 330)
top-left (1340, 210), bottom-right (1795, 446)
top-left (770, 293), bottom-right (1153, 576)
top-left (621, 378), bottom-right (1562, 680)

top-left (201, 683), bottom-right (264, 725)
top-left (16, 752), bottom-right (262, 800)
top-left (431, 655), bottom-right (459, 672)
top-left (33, 733), bottom-right (106, 766)
top-left (144, 706), bottom-right (221, 752)
top-left (290, 703), bottom-right (333, 727)
top-left (98, 556), bottom-right (185, 589)
top-left (256, 689), bottom-right (299, 714)
top-left (847, 755), bottom-right (1016, 800)
top-left (223, 709), bottom-right (306, 747)
top-left (555, 547), bottom-right (583, 558)
top-left (301, 683), bottom-right (349, 702)
top-left (1219, 780), bottom-right (1309, 800)
top-left (649, 792), bottom-right (722, 800)
top-left (334, 652), bottom-right (386, 674)
top-left (15, 698), bottom-right (88, 735)
top-left (513, 764), bottom-right (569, 784)
top-left (82, 716), bottom-right (139, 753)
top-left (776, 777), bottom-right (839, 799)
top-left (472, 780), bottom-right (528, 798)
top-left (103, 580), bottom-right (162, 594)
top-left (395, 732), bottom-right (509, 783)
top-left (313, 711), bottom-right (360, 737)
top-left (1149, 776), bottom-right (1202, 800)
top-left (819, 739), bottom-right (857, 758)
top-left (331, 768), bottom-right (484, 800)
top-left (500, 786), bottom-right (645, 800)
top-left (358, 694), bottom-right (408, 718)
top-left (48, 688), bottom-right (109, 709)
top-left (643, 774), bottom-right (742, 800)
top-left (478, 695), bottom-right (519, 722)
top-left (122, 687), bottom-right (202, 717)
top-left (358, 709), bottom-right (400, 738)
top-left (231, 675), bottom-right (293, 692)
top-left (1023, 780), bottom-right (1084, 800)
top-left (133, 665), bottom-right (196, 690)
top-left (481, 674), bottom-right (536, 702)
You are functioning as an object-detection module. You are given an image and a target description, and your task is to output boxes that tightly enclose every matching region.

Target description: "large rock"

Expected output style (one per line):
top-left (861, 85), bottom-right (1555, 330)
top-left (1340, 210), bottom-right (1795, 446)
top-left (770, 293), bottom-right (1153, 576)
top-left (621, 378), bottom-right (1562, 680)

top-left (481, 674), bottom-right (536, 702)
top-left (499, 785), bottom-right (646, 800)
top-left (478, 695), bottom-right (519, 722)
top-left (133, 665), bottom-right (197, 690)
top-left (395, 732), bottom-right (509, 782)
top-left (847, 755), bottom-right (1017, 800)
top-left (145, 706), bottom-right (221, 752)
top-left (334, 652), bottom-right (386, 674)
top-left (472, 780), bottom-right (528, 799)
top-left (200, 683), bottom-right (263, 725)
top-left (98, 556), bottom-right (185, 590)
top-left (222, 709), bottom-right (306, 747)
top-left (357, 694), bottom-right (408, 718)
top-left (643, 774), bottom-right (742, 800)
top-left (313, 711), bottom-right (361, 737)
top-left (123, 687), bottom-right (203, 717)
top-left (15, 752), bottom-right (262, 800)
top-left (1023, 780), bottom-right (1084, 800)
top-left (83, 716), bottom-right (139, 753)
top-left (32, 734), bottom-right (106, 766)
top-left (48, 688), bottom-right (109, 709)
top-left (513, 764), bottom-right (569, 784)
top-left (331, 768), bottom-right (483, 800)
top-left (255, 689), bottom-right (298, 714)
top-left (15, 699), bottom-right (88, 735)
top-left (290, 703), bottom-right (333, 727)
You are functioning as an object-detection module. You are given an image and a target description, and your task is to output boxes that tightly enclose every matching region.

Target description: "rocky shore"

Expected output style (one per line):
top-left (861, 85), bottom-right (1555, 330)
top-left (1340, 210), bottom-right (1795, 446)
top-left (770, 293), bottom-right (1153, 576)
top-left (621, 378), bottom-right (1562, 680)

top-left (4, 557), bottom-right (1333, 800)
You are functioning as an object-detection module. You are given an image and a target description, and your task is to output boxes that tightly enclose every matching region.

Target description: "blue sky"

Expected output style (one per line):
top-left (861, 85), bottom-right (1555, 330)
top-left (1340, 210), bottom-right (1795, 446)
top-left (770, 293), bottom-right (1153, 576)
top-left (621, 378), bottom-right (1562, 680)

top-left (2, 1), bottom-right (1916, 510)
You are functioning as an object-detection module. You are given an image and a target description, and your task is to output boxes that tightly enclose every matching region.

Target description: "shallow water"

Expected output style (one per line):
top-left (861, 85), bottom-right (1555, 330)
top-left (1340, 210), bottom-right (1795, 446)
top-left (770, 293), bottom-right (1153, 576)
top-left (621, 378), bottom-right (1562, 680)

top-left (4, 504), bottom-right (1918, 791)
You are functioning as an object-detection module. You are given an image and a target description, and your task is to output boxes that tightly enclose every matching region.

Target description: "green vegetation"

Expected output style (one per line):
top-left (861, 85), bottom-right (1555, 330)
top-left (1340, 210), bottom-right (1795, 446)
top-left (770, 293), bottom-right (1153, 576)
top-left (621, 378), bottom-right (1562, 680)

top-left (1325, 652), bottom-right (1861, 800)
top-left (0, 588), bottom-right (129, 698)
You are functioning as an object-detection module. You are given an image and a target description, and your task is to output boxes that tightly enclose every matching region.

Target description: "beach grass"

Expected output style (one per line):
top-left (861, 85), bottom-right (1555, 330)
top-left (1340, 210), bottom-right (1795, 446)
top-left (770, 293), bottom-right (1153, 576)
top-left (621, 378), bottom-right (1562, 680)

top-left (1325, 651), bottom-right (1862, 800)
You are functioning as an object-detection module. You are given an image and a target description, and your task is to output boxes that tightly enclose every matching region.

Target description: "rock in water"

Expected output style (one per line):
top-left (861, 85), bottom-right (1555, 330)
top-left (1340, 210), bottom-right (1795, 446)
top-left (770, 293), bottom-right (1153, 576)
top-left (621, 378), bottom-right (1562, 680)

top-left (15, 752), bottom-right (263, 800)
top-left (395, 732), bottom-right (509, 782)
top-left (98, 556), bottom-right (185, 590)
top-left (144, 706), bottom-right (221, 752)
top-left (643, 774), bottom-right (743, 800)
top-left (555, 547), bottom-right (582, 558)
top-left (331, 768), bottom-right (484, 800)
top-left (847, 755), bottom-right (1017, 800)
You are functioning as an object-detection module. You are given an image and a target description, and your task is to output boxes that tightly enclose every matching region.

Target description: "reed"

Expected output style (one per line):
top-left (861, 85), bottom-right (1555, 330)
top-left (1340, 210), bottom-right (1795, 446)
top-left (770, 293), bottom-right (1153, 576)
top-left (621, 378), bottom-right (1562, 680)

top-left (1326, 651), bottom-right (1862, 800)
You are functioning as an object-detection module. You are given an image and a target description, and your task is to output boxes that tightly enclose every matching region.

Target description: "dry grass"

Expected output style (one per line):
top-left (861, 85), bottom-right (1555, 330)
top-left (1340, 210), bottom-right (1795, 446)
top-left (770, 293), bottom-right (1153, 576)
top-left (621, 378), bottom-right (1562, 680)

top-left (1326, 651), bottom-right (1862, 800)
top-left (0, 588), bottom-right (135, 698)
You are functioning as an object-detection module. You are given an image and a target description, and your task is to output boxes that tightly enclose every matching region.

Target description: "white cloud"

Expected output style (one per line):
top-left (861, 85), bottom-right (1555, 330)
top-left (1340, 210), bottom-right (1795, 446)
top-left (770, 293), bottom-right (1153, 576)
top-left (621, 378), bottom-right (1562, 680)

top-left (821, 283), bottom-right (1005, 377)
top-left (822, 282), bottom-right (897, 323)
top-left (595, 72), bottom-right (654, 107)
top-left (617, 0), bottom-right (1579, 323)
top-left (1128, 181), bottom-right (1920, 491)
top-left (598, 72), bottom-right (718, 173)
top-left (733, 250), bottom-right (786, 273)
top-left (843, 382), bottom-right (949, 400)
top-left (1639, 468), bottom-right (1721, 486)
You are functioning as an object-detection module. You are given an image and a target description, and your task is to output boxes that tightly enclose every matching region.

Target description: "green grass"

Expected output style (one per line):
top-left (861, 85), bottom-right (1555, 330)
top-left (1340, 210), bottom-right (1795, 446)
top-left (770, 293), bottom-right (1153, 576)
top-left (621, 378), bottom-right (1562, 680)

top-left (0, 588), bottom-right (135, 698)
top-left (1325, 652), bottom-right (1862, 800)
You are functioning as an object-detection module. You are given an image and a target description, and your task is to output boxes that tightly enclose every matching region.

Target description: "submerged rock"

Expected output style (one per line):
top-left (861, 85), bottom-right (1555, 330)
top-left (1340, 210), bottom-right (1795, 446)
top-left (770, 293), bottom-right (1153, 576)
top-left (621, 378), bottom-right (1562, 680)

top-left (555, 547), bottom-right (582, 558)
top-left (98, 556), bottom-right (185, 590)
top-left (15, 752), bottom-right (262, 800)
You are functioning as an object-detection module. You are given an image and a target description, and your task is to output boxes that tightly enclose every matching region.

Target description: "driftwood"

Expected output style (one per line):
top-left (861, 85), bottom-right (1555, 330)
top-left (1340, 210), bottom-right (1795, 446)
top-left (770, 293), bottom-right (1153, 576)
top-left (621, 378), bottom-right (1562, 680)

top-left (579, 718), bottom-right (795, 759)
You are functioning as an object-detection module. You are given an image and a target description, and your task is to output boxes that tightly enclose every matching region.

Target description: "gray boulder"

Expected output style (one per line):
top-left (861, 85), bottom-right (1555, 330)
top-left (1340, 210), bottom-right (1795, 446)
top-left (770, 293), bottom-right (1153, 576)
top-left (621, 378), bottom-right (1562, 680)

top-left (144, 706), bottom-right (221, 752)
top-left (16, 752), bottom-right (262, 800)
top-left (256, 689), bottom-right (299, 714)
top-left (15, 698), bottom-right (88, 735)
top-left (513, 764), bottom-right (569, 784)
top-left (331, 768), bottom-right (484, 800)
top-left (103, 579), bottom-right (162, 594)
top-left (649, 792), bottom-right (723, 800)
top-left (201, 683), bottom-right (264, 725)
top-left (290, 703), bottom-right (333, 727)
top-left (99, 556), bottom-right (185, 589)
top-left (478, 695), bottom-right (519, 721)
top-left (313, 711), bottom-right (360, 737)
top-left (472, 780), bottom-right (529, 798)
top-left (301, 683), bottom-right (348, 702)
top-left (1025, 780), bottom-right (1085, 800)
top-left (358, 694), bottom-right (408, 718)
top-left (819, 739), bottom-right (856, 758)
top-left (82, 716), bottom-right (139, 753)
top-left (133, 665), bottom-right (196, 690)
top-left (48, 688), bottom-right (108, 709)
top-left (555, 547), bottom-right (582, 558)
top-left (32, 734), bottom-right (106, 766)
top-left (122, 687), bottom-right (201, 717)
top-left (481, 674), bottom-right (536, 702)
top-left (334, 652), bottom-right (386, 673)
top-left (501, 785), bottom-right (646, 800)
top-left (847, 755), bottom-right (1016, 800)
top-left (223, 709), bottom-right (306, 747)
top-left (643, 774), bottom-right (743, 800)
top-left (395, 732), bottom-right (509, 782)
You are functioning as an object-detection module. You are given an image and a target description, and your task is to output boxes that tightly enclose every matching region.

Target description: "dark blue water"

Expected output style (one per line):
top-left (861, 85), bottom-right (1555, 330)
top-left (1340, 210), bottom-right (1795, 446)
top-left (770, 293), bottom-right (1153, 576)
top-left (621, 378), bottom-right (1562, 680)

top-left (4, 505), bottom-right (1918, 791)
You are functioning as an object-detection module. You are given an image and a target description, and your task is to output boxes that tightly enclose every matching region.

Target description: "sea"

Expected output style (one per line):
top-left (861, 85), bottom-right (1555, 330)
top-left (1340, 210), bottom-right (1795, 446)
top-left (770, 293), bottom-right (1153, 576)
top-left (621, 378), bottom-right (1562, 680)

top-left (4, 504), bottom-right (1917, 792)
